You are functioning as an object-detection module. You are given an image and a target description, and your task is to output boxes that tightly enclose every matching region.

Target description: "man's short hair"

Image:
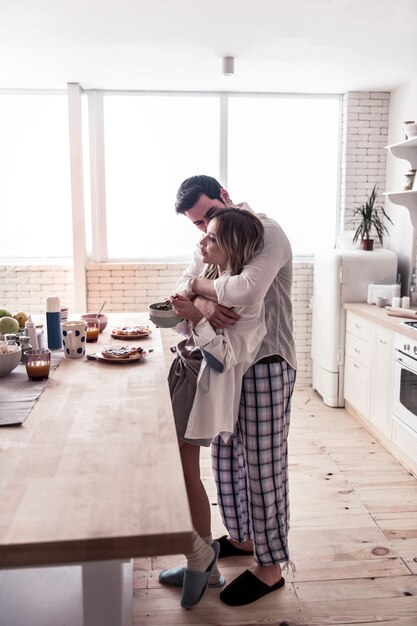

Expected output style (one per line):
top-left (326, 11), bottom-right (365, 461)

top-left (175, 175), bottom-right (223, 214)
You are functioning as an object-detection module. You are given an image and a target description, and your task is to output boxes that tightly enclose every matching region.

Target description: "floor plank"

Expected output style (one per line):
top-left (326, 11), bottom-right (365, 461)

top-left (132, 387), bottom-right (417, 625)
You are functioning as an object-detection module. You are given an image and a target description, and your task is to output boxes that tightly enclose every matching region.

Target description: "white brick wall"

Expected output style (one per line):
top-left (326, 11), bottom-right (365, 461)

top-left (0, 265), bottom-right (74, 314)
top-left (340, 91), bottom-right (390, 238)
top-left (0, 261), bottom-right (313, 386)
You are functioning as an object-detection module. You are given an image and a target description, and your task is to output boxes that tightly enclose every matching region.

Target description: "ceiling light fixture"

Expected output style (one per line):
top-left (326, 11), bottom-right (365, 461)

top-left (222, 56), bottom-right (234, 76)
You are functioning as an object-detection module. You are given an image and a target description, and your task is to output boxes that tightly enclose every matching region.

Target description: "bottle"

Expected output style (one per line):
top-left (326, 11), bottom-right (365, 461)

top-left (46, 296), bottom-right (62, 350)
top-left (410, 270), bottom-right (417, 308)
top-left (25, 316), bottom-right (39, 350)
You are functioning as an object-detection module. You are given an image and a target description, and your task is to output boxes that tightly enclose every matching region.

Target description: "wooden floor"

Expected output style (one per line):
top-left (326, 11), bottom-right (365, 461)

top-left (132, 387), bottom-right (417, 625)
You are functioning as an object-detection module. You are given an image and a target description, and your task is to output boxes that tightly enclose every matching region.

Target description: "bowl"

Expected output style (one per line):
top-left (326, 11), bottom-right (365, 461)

top-left (81, 313), bottom-right (108, 333)
top-left (148, 302), bottom-right (183, 329)
top-left (0, 345), bottom-right (22, 377)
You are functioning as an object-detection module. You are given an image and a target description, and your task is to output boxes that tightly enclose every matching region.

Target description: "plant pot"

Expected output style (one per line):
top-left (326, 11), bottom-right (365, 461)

top-left (361, 239), bottom-right (374, 251)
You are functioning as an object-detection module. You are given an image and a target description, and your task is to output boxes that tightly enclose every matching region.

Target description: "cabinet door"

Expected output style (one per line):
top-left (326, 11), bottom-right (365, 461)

top-left (344, 354), bottom-right (371, 420)
top-left (370, 328), bottom-right (394, 438)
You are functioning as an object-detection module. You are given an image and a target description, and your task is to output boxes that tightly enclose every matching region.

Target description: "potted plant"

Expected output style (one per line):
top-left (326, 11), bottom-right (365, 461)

top-left (351, 185), bottom-right (393, 251)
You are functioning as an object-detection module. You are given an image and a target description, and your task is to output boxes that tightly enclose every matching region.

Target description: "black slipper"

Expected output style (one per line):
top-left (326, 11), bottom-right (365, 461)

top-left (215, 535), bottom-right (253, 559)
top-left (220, 569), bottom-right (285, 606)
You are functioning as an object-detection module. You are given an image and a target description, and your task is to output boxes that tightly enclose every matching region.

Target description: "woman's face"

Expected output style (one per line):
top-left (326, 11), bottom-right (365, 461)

top-left (199, 219), bottom-right (228, 269)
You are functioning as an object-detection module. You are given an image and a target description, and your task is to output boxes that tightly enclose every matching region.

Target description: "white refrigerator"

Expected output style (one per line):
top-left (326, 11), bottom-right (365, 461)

top-left (311, 248), bottom-right (398, 407)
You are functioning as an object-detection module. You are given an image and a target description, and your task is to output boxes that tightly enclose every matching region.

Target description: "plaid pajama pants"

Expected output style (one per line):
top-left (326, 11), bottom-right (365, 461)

top-left (211, 360), bottom-right (296, 566)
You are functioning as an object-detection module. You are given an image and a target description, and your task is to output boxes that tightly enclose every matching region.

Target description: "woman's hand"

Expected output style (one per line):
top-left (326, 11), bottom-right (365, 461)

top-left (170, 294), bottom-right (204, 327)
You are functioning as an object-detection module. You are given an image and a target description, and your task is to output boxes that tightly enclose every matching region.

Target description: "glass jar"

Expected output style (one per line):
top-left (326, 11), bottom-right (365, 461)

top-left (4, 333), bottom-right (18, 345)
top-left (19, 336), bottom-right (32, 362)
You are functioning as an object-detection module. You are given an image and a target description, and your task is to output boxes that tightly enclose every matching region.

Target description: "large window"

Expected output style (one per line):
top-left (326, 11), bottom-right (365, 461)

top-left (0, 90), bottom-right (341, 261)
top-left (102, 93), bottom-right (340, 259)
top-left (228, 96), bottom-right (340, 256)
top-left (103, 95), bottom-right (220, 260)
top-left (0, 93), bottom-right (72, 258)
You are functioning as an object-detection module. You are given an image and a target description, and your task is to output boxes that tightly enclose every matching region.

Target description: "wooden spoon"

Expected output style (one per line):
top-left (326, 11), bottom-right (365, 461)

top-left (96, 300), bottom-right (106, 318)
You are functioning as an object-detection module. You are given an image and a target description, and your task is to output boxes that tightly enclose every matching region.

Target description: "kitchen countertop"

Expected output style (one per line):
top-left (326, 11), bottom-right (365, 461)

top-left (0, 313), bottom-right (192, 568)
top-left (343, 302), bottom-right (417, 339)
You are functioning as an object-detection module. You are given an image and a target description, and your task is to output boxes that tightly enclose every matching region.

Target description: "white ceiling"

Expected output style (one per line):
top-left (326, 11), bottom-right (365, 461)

top-left (1, 0), bottom-right (417, 93)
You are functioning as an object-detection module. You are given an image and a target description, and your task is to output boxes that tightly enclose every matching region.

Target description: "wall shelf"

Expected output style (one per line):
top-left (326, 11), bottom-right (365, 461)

top-left (385, 139), bottom-right (417, 228)
top-left (386, 136), bottom-right (417, 168)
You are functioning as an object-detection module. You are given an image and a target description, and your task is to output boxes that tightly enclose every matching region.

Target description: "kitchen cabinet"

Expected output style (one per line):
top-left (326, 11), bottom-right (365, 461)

top-left (344, 313), bottom-right (373, 420)
top-left (385, 137), bottom-right (417, 229)
top-left (343, 303), bottom-right (417, 478)
top-left (344, 312), bottom-right (394, 438)
top-left (370, 327), bottom-right (394, 437)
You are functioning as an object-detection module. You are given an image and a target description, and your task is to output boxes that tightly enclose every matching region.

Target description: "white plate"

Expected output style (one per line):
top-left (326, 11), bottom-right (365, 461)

top-left (93, 350), bottom-right (149, 364)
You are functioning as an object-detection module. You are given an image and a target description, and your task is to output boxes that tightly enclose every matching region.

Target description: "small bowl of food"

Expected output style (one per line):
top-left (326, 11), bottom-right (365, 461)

top-left (0, 342), bottom-right (22, 377)
top-left (81, 313), bottom-right (108, 333)
top-left (148, 301), bottom-right (183, 329)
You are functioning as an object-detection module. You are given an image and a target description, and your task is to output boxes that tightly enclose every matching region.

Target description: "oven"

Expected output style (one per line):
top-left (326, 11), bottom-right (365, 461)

top-left (394, 333), bottom-right (417, 434)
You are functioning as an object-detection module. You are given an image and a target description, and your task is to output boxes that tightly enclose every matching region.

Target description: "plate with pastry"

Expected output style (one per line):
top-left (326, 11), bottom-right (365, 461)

top-left (94, 345), bottom-right (150, 363)
top-left (111, 325), bottom-right (152, 340)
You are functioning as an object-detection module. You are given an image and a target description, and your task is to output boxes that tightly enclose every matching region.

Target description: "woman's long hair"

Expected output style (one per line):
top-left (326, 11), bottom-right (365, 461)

top-left (202, 208), bottom-right (264, 280)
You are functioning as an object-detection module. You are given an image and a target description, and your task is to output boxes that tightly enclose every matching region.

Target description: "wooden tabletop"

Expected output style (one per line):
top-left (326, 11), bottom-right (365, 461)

top-left (0, 314), bottom-right (193, 568)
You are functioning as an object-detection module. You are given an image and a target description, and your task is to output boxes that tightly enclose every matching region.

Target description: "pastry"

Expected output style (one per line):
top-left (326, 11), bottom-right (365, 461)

top-left (111, 326), bottom-right (151, 337)
top-left (101, 345), bottom-right (144, 360)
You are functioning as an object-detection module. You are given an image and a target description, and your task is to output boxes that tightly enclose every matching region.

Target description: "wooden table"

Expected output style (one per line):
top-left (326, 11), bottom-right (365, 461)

top-left (0, 314), bottom-right (193, 626)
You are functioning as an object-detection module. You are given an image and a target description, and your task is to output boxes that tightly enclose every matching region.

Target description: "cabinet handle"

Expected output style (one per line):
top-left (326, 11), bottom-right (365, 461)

top-left (354, 348), bottom-right (360, 353)
top-left (354, 324), bottom-right (361, 329)
top-left (353, 363), bottom-right (359, 369)
top-left (379, 339), bottom-right (387, 345)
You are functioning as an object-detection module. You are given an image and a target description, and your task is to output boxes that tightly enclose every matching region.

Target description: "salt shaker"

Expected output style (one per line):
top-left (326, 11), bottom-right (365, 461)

top-left (19, 336), bottom-right (32, 362)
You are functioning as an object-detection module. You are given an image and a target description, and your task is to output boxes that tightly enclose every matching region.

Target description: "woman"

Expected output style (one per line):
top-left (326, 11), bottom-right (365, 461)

top-left (160, 208), bottom-right (266, 608)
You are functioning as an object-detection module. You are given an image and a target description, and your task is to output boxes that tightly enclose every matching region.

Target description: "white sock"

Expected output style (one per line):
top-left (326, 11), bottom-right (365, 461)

top-left (185, 530), bottom-right (215, 572)
top-left (202, 534), bottom-right (223, 584)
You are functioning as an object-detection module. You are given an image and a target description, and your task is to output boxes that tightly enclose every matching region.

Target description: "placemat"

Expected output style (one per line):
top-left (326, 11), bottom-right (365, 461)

top-left (0, 352), bottom-right (63, 427)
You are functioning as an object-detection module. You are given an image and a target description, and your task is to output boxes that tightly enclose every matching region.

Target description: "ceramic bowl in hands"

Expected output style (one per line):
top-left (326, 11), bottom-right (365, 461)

top-left (0, 344), bottom-right (22, 376)
top-left (81, 313), bottom-right (108, 333)
top-left (148, 302), bottom-right (183, 328)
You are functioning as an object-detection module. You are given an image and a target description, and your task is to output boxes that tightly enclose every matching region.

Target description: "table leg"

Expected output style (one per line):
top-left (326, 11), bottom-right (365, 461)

top-left (82, 559), bottom-right (133, 626)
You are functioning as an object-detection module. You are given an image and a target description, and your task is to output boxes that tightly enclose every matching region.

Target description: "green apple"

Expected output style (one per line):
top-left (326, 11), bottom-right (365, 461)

top-left (13, 311), bottom-right (29, 329)
top-left (0, 316), bottom-right (20, 338)
top-left (0, 308), bottom-right (13, 319)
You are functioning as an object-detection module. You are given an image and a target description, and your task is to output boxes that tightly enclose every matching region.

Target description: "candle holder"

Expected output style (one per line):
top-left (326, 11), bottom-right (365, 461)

top-left (25, 349), bottom-right (51, 381)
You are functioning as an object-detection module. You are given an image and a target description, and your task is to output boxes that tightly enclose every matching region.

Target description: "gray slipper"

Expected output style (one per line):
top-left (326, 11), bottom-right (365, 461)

top-left (159, 564), bottom-right (225, 588)
top-left (180, 541), bottom-right (220, 609)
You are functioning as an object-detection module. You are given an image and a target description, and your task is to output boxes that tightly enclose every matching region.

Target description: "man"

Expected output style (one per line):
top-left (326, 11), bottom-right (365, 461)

top-left (171, 175), bottom-right (296, 606)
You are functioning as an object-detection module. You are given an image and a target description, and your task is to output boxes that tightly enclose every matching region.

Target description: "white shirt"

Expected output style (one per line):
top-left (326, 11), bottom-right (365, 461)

top-left (183, 301), bottom-right (266, 441)
top-left (177, 203), bottom-right (297, 371)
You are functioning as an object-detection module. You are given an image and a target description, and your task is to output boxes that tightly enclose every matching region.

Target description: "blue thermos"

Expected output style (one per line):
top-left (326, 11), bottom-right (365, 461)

top-left (46, 296), bottom-right (62, 350)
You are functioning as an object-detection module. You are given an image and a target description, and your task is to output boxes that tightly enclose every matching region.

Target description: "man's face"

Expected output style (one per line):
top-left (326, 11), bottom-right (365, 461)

top-left (184, 190), bottom-right (231, 233)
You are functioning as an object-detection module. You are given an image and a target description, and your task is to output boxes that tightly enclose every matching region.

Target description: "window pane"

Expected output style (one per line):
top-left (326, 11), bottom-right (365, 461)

top-left (104, 95), bottom-right (220, 260)
top-left (228, 97), bottom-right (340, 256)
top-left (0, 94), bottom-right (72, 258)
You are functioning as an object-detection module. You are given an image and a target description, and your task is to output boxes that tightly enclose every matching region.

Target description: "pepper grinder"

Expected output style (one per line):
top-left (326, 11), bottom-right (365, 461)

top-left (46, 296), bottom-right (62, 349)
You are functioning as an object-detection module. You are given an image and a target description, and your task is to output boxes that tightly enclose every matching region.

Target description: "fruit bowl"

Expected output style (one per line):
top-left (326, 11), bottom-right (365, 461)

top-left (0, 344), bottom-right (22, 377)
top-left (81, 313), bottom-right (108, 333)
top-left (148, 302), bottom-right (183, 329)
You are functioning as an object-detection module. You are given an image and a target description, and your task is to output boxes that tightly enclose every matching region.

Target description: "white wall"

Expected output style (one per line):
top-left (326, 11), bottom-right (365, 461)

top-left (385, 74), bottom-right (417, 293)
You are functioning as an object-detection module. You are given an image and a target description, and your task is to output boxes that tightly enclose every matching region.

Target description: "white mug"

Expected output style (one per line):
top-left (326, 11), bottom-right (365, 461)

top-left (392, 296), bottom-right (402, 308)
top-left (61, 320), bottom-right (87, 358)
top-left (402, 296), bottom-right (411, 309)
